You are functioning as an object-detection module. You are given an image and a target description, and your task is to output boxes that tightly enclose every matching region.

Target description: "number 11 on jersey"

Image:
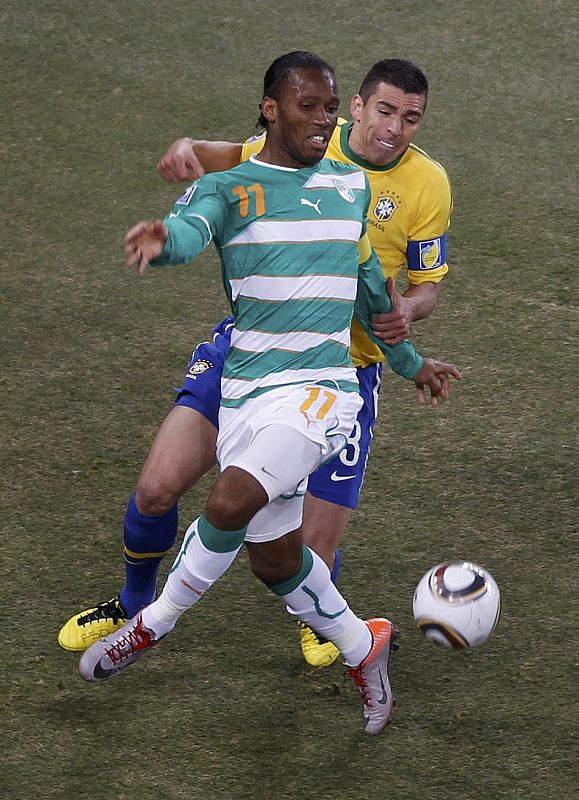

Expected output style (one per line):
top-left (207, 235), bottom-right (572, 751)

top-left (232, 183), bottom-right (266, 217)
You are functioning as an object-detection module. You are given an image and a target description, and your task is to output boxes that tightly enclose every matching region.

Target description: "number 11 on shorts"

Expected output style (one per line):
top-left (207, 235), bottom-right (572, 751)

top-left (299, 386), bottom-right (337, 420)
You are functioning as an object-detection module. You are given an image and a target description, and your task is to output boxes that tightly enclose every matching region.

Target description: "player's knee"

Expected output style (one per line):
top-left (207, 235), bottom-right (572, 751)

top-left (248, 545), bottom-right (302, 587)
top-left (205, 488), bottom-right (248, 531)
top-left (206, 468), bottom-right (268, 530)
top-left (135, 474), bottom-right (180, 516)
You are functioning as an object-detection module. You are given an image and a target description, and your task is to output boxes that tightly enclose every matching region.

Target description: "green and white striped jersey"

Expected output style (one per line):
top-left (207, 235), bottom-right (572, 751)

top-left (154, 156), bottom-right (423, 407)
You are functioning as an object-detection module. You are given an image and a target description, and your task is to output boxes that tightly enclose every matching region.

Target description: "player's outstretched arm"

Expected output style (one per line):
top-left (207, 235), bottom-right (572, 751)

top-left (412, 358), bottom-right (462, 406)
top-left (125, 220), bottom-right (168, 276)
top-left (157, 139), bottom-right (243, 182)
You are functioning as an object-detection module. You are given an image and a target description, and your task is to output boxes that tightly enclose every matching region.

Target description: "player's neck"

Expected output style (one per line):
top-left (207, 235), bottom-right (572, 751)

top-left (256, 141), bottom-right (317, 171)
top-left (347, 123), bottom-right (399, 167)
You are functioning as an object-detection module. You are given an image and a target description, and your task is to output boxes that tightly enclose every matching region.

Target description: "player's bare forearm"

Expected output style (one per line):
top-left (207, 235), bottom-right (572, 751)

top-left (372, 279), bottom-right (441, 345)
top-left (402, 280), bottom-right (441, 321)
top-left (157, 138), bottom-right (243, 182)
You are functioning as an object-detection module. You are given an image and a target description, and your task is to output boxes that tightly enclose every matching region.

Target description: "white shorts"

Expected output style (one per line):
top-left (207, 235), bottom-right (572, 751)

top-left (216, 384), bottom-right (363, 543)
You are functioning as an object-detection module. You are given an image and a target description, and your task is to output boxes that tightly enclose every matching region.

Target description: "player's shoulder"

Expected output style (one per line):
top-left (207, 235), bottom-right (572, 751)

top-left (405, 143), bottom-right (451, 188)
top-left (199, 159), bottom-right (256, 188)
top-left (241, 130), bottom-right (266, 160)
top-left (316, 158), bottom-right (368, 196)
top-left (319, 157), bottom-right (364, 177)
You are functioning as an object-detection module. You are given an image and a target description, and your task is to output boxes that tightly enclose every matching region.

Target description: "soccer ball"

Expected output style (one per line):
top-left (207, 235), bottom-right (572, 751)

top-left (412, 561), bottom-right (501, 649)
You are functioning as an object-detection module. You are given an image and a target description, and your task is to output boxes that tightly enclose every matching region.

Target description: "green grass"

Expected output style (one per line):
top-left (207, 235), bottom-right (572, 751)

top-left (1, 2), bottom-right (577, 798)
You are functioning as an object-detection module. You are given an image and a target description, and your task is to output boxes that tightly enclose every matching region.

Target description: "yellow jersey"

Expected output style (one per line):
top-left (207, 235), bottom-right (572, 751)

top-left (241, 118), bottom-right (452, 367)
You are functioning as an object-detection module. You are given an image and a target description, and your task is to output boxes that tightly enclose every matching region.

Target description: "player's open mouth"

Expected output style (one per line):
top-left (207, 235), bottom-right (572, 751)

top-left (377, 137), bottom-right (396, 149)
top-left (308, 134), bottom-right (328, 148)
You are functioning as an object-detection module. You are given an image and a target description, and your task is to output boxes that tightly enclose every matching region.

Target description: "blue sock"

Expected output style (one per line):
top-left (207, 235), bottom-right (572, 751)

top-left (119, 494), bottom-right (178, 617)
top-left (330, 548), bottom-right (342, 586)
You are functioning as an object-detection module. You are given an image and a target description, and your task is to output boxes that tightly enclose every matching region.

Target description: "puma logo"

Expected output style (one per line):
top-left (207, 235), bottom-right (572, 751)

top-left (300, 198), bottom-right (322, 214)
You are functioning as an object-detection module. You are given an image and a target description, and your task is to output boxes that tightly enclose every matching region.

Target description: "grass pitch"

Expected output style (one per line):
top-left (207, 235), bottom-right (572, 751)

top-left (1, 2), bottom-right (577, 798)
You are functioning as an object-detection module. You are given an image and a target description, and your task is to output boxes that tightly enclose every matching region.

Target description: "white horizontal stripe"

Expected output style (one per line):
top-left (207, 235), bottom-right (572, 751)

top-left (222, 366), bottom-right (358, 400)
top-left (224, 219), bottom-right (362, 247)
top-left (230, 327), bottom-right (351, 353)
top-left (303, 171), bottom-right (366, 190)
top-left (228, 274), bottom-right (357, 302)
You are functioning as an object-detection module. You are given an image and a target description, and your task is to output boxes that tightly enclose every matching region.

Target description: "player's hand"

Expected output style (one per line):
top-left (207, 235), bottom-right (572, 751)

top-left (124, 220), bottom-right (168, 276)
top-left (371, 277), bottom-right (413, 345)
top-left (157, 138), bottom-right (206, 183)
top-left (412, 358), bottom-right (462, 406)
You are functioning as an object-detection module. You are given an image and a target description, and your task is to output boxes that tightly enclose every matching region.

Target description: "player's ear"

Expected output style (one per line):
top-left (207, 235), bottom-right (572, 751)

top-left (261, 96), bottom-right (277, 125)
top-left (350, 93), bottom-right (363, 121)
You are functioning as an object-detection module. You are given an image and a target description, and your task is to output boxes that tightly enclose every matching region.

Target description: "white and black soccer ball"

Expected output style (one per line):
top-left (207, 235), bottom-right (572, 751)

top-left (412, 561), bottom-right (501, 649)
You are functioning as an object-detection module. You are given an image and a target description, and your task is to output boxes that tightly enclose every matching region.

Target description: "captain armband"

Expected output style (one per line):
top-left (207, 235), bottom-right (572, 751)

top-left (406, 234), bottom-right (447, 271)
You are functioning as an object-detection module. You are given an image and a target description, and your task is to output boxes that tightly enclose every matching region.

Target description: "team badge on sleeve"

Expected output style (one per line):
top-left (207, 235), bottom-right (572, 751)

top-left (187, 359), bottom-right (213, 377)
top-left (244, 132), bottom-right (266, 145)
top-left (407, 235), bottom-right (447, 270)
top-left (176, 184), bottom-right (198, 205)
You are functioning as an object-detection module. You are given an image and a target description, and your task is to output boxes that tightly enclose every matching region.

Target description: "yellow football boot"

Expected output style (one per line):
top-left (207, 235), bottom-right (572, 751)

top-left (298, 621), bottom-right (340, 668)
top-left (58, 596), bottom-right (128, 652)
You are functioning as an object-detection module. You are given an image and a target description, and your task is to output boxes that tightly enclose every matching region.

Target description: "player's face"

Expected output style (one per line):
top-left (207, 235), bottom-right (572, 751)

top-left (349, 82), bottom-right (426, 166)
top-left (264, 68), bottom-right (340, 167)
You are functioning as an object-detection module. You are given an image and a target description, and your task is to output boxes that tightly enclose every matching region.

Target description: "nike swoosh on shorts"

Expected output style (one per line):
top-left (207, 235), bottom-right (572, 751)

top-left (330, 472), bottom-right (356, 482)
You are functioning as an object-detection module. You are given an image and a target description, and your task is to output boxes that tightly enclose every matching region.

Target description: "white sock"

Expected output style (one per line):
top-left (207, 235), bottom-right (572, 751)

top-left (273, 546), bottom-right (371, 666)
top-left (142, 517), bottom-right (243, 637)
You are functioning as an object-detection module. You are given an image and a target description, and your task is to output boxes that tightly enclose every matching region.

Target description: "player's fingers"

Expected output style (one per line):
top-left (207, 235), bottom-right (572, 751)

top-left (415, 383), bottom-right (427, 405)
top-left (427, 375), bottom-right (442, 399)
top-left (125, 220), bottom-right (148, 240)
top-left (381, 332), bottom-right (408, 346)
top-left (136, 251), bottom-right (149, 276)
top-left (157, 159), bottom-right (182, 182)
top-left (386, 276), bottom-right (400, 312)
top-left (184, 152), bottom-right (206, 180)
top-left (436, 362), bottom-right (463, 380)
top-left (438, 373), bottom-right (450, 401)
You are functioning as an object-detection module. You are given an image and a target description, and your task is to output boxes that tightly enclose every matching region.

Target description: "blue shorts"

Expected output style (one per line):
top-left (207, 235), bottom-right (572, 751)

top-left (174, 317), bottom-right (234, 428)
top-left (175, 317), bottom-right (382, 509)
top-left (307, 362), bottom-right (382, 509)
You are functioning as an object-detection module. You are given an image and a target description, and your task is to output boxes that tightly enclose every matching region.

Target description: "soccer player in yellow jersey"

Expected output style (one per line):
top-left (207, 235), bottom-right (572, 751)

top-left (58, 59), bottom-right (455, 670)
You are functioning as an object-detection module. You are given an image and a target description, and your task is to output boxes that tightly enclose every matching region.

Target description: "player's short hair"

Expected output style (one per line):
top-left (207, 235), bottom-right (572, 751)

top-left (257, 51), bottom-right (336, 128)
top-left (358, 58), bottom-right (428, 104)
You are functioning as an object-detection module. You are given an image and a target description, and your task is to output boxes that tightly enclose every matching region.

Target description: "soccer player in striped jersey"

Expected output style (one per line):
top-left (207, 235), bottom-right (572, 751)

top-left (58, 58), bottom-right (453, 670)
top-left (78, 53), bottom-right (459, 735)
